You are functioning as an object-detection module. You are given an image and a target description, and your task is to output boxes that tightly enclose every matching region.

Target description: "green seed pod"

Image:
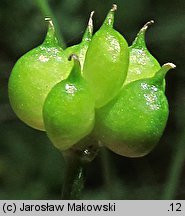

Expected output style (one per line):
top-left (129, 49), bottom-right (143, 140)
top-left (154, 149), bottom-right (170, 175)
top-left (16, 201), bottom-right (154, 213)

top-left (43, 54), bottom-right (95, 151)
top-left (64, 11), bottom-right (94, 69)
top-left (8, 18), bottom-right (71, 131)
top-left (83, 4), bottom-right (129, 108)
top-left (124, 21), bottom-right (161, 85)
top-left (94, 63), bottom-right (175, 157)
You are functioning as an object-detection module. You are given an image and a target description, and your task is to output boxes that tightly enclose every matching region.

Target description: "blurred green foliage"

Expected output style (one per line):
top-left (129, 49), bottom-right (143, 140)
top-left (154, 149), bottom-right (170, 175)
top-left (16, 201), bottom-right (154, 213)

top-left (0, 0), bottom-right (185, 199)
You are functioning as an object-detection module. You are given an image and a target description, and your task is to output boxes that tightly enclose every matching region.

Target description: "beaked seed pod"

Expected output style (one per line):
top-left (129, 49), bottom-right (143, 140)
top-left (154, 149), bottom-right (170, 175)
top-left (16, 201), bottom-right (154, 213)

top-left (8, 18), bottom-right (71, 131)
top-left (64, 11), bottom-right (94, 69)
top-left (94, 63), bottom-right (175, 157)
top-left (124, 21), bottom-right (161, 86)
top-left (43, 54), bottom-right (95, 151)
top-left (83, 4), bottom-right (129, 108)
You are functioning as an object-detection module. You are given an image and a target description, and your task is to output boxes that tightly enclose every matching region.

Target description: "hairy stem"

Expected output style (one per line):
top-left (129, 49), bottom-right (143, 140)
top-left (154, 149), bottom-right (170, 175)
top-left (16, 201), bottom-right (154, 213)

top-left (34, 0), bottom-right (66, 48)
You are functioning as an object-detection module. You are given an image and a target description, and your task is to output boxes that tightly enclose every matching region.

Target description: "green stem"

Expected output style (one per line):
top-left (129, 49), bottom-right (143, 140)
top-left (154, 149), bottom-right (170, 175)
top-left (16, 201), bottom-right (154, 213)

top-left (34, 0), bottom-right (66, 48)
top-left (61, 137), bottom-right (99, 199)
top-left (61, 151), bottom-right (85, 199)
top-left (100, 147), bottom-right (114, 199)
top-left (162, 133), bottom-right (185, 199)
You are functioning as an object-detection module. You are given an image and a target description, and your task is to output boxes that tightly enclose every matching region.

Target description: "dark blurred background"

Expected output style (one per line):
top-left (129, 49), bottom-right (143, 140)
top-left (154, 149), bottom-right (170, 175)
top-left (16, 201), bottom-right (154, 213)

top-left (0, 0), bottom-right (185, 199)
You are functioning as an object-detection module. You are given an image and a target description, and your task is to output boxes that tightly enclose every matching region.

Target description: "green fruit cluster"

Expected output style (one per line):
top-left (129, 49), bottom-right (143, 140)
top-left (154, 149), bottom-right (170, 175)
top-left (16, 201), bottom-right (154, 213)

top-left (8, 5), bottom-right (175, 157)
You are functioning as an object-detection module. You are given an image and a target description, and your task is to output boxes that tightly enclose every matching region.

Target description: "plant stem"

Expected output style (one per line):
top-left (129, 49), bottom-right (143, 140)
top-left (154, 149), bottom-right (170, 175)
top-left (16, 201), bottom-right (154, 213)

top-left (162, 133), bottom-right (185, 199)
top-left (61, 138), bottom-right (99, 199)
top-left (100, 147), bottom-right (114, 199)
top-left (34, 0), bottom-right (66, 48)
top-left (61, 151), bottom-right (85, 199)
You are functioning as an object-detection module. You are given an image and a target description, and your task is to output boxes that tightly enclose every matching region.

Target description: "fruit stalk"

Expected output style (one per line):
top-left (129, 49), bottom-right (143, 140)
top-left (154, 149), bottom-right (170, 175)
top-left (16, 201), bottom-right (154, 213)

top-left (100, 147), bottom-right (114, 199)
top-left (61, 138), bottom-right (99, 199)
top-left (61, 151), bottom-right (85, 199)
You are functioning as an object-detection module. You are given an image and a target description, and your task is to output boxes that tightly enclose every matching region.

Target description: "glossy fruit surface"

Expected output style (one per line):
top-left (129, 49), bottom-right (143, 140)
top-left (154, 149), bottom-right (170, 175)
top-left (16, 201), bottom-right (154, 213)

top-left (83, 4), bottom-right (129, 108)
top-left (94, 63), bottom-right (175, 157)
top-left (8, 18), bottom-right (71, 131)
top-left (124, 21), bottom-right (161, 86)
top-left (64, 11), bottom-right (94, 69)
top-left (43, 54), bottom-right (95, 151)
